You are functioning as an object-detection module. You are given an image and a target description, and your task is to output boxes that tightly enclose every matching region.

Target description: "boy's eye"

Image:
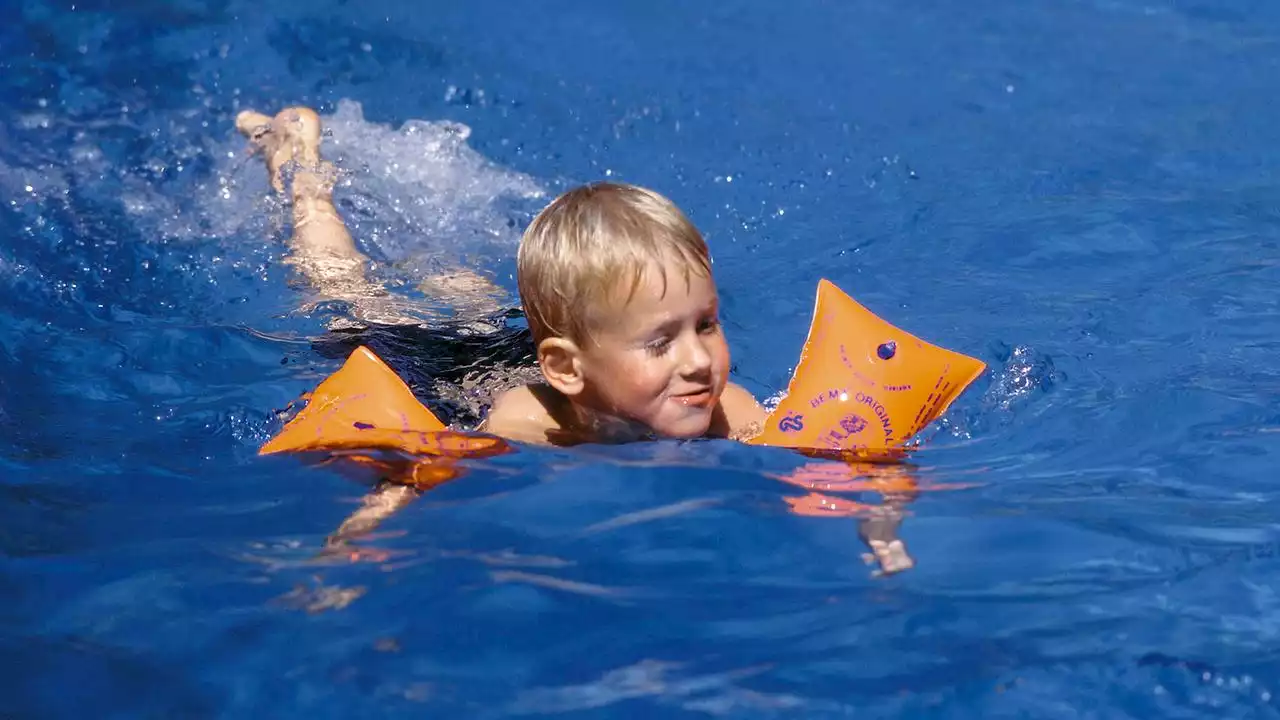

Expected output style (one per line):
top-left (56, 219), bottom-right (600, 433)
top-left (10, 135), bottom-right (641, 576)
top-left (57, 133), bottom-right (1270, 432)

top-left (698, 317), bottom-right (721, 334)
top-left (646, 337), bottom-right (672, 355)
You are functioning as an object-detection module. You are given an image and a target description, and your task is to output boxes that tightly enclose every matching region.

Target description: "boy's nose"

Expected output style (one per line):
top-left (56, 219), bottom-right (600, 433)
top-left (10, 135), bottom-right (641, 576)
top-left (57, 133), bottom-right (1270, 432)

top-left (678, 335), bottom-right (713, 376)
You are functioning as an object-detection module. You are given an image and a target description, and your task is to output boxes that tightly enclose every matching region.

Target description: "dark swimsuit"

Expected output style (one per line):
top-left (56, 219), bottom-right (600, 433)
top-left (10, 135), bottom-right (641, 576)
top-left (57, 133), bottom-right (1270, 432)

top-left (311, 307), bottom-right (537, 428)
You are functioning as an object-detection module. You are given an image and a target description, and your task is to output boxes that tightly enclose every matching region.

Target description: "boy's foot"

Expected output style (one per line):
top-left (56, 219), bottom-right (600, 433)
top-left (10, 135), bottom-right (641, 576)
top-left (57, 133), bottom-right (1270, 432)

top-left (236, 106), bottom-right (328, 194)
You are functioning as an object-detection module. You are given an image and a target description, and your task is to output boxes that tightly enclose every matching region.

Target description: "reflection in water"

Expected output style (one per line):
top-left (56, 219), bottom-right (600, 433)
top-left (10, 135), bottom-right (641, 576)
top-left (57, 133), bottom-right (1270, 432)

top-left (508, 658), bottom-right (797, 715)
top-left (301, 430), bottom-right (515, 548)
top-left (276, 580), bottom-right (369, 614)
top-left (275, 438), bottom-right (977, 609)
top-left (270, 436), bottom-right (977, 612)
top-left (261, 437), bottom-right (512, 612)
top-left (771, 449), bottom-right (980, 576)
top-left (489, 570), bottom-right (631, 600)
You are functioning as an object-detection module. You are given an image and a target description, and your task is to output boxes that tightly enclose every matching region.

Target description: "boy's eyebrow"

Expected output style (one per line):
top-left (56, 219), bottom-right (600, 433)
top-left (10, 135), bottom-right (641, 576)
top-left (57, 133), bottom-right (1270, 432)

top-left (646, 317), bottom-right (682, 337)
top-left (639, 300), bottom-right (720, 336)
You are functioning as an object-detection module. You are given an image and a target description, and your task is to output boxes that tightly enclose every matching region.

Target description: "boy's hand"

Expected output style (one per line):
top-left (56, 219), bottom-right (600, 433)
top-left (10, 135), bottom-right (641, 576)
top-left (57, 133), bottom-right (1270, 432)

top-left (858, 505), bottom-right (915, 576)
top-left (862, 538), bottom-right (915, 576)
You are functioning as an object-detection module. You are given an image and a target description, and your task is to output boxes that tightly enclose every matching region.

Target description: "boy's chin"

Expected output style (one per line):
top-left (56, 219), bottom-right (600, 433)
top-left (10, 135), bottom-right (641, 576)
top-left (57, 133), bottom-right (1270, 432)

top-left (653, 412), bottom-right (714, 439)
top-left (590, 404), bottom-right (712, 441)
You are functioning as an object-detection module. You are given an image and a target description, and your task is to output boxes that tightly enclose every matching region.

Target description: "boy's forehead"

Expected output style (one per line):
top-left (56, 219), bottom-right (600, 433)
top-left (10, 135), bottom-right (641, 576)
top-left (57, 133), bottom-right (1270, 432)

top-left (629, 257), bottom-right (716, 302)
top-left (590, 262), bottom-right (718, 329)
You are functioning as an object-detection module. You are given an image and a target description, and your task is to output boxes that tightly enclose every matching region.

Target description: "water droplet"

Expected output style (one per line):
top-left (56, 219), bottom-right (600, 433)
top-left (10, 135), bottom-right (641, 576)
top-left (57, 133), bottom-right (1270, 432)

top-left (877, 341), bottom-right (897, 360)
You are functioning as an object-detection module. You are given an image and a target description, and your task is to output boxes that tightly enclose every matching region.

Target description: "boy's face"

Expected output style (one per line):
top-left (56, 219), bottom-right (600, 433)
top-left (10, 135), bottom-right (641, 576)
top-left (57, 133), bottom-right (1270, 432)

top-left (575, 261), bottom-right (730, 438)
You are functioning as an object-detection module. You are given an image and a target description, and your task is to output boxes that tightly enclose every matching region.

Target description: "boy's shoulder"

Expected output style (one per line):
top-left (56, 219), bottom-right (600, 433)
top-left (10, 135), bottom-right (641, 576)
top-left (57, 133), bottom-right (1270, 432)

top-left (483, 383), bottom-right (571, 445)
top-left (716, 381), bottom-right (768, 441)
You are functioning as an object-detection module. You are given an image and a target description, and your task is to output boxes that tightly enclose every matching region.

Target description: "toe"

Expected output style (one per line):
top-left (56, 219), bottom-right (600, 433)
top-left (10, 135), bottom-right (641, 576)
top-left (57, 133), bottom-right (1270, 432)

top-left (236, 110), bottom-right (273, 138)
top-left (275, 107), bottom-right (322, 146)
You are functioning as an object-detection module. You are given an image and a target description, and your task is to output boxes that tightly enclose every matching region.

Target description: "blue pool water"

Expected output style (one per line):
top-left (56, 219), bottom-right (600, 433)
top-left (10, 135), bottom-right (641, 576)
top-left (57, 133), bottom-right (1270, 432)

top-left (4, 0), bottom-right (1280, 716)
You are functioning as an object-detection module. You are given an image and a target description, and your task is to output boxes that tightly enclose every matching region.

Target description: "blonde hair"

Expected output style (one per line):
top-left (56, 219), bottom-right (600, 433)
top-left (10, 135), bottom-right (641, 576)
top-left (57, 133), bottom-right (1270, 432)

top-left (517, 182), bottom-right (712, 344)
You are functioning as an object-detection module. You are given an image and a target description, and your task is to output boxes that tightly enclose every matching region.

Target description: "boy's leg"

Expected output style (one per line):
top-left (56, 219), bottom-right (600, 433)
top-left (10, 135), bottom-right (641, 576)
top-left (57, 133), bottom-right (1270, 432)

top-left (237, 106), bottom-right (510, 322)
top-left (239, 108), bottom-right (421, 554)
top-left (238, 108), bottom-right (515, 555)
top-left (237, 107), bottom-right (379, 303)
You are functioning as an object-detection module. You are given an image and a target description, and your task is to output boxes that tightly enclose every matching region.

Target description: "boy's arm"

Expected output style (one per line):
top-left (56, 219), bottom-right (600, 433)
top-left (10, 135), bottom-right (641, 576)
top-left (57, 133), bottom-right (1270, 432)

top-left (322, 482), bottom-right (420, 558)
top-left (720, 382), bottom-right (769, 441)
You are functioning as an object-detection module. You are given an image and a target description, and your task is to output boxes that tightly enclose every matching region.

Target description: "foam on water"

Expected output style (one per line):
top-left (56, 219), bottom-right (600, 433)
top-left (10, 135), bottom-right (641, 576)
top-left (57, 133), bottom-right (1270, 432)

top-left (317, 99), bottom-right (544, 275)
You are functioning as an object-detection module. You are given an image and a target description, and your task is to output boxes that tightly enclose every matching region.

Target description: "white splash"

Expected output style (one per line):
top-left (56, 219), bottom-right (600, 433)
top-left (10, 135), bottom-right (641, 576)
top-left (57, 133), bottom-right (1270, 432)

top-left (316, 99), bottom-right (545, 271)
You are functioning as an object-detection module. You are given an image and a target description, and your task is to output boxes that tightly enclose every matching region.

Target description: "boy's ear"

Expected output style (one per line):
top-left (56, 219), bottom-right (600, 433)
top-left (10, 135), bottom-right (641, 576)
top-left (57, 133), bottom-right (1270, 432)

top-left (537, 337), bottom-right (585, 396)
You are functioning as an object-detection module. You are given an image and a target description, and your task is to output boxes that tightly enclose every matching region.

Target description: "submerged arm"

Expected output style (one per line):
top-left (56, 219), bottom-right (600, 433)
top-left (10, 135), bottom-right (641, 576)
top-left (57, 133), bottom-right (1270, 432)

top-left (322, 481), bottom-right (421, 554)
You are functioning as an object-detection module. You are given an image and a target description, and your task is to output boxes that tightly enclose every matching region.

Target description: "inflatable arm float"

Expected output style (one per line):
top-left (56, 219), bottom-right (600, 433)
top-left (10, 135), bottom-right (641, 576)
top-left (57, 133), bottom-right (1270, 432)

top-left (258, 280), bottom-right (985, 470)
top-left (745, 279), bottom-right (986, 453)
top-left (257, 346), bottom-right (510, 488)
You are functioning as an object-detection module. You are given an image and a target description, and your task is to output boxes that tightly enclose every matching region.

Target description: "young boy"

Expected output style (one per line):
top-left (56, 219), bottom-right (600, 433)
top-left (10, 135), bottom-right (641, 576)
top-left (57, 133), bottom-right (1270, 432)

top-left (238, 106), bottom-right (909, 574)
top-left (482, 182), bottom-right (768, 445)
top-left (238, 106), bottom-right (766, 446)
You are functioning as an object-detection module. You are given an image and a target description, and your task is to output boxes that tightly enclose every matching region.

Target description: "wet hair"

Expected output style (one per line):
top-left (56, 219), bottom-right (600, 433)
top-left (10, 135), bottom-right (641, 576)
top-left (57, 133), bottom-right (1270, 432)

top-left (516, 182), bottom-right (713, 345)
